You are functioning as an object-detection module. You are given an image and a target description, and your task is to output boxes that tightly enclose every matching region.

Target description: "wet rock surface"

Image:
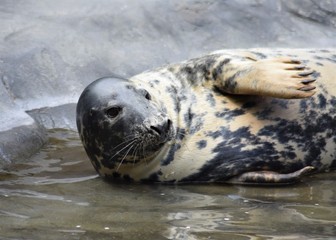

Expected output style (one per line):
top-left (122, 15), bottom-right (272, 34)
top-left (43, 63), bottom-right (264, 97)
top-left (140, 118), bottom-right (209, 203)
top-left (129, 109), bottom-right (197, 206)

top-left (1, 0), bottom-right (336, 166)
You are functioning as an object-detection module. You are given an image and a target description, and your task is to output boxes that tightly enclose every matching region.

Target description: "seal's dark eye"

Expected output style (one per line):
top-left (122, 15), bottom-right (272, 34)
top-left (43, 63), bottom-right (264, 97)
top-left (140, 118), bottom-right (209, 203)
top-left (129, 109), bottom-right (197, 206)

top-left (145, 91), bottom-right (151, 100)
top-left (105, 106), bottom-right (122, 118)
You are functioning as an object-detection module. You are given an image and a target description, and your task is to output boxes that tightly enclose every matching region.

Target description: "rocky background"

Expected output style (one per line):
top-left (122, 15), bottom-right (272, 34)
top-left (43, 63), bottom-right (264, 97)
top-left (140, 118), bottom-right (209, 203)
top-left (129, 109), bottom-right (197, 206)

top-left (1, 0), bottom-right (336, 166)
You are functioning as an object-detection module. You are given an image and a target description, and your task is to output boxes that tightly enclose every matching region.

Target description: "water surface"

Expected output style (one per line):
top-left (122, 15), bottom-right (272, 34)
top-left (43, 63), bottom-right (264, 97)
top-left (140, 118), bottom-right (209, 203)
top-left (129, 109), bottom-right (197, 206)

top-left (0, 129), bottom-right (335, 239)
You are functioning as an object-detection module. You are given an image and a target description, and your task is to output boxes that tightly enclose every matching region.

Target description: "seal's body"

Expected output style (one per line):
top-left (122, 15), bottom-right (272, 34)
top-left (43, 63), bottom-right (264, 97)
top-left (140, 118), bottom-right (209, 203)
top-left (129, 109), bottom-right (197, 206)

top-left (77, 49), bottom-right (336, 184)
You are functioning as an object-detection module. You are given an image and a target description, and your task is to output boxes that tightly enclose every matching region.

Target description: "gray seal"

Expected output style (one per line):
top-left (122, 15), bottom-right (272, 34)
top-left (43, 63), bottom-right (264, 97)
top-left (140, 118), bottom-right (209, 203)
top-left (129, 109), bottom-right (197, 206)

top-left (76, 49), bottom-right (336, 184)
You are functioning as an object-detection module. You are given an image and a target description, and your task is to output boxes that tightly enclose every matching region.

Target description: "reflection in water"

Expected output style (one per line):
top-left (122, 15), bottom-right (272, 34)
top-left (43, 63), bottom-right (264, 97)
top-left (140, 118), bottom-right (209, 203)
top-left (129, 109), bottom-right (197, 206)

top-left (0, 129), bottom-right (335, 239)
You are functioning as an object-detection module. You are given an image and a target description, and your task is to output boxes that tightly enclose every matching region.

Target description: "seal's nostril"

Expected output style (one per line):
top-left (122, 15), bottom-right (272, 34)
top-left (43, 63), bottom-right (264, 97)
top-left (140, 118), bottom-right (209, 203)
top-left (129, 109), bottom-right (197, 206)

top-left (150, 126), bottom-right (162, 135)
top-left (167, 119), bottom-right (172, 130)
top-left (151, 119), bottom-right (172, 136)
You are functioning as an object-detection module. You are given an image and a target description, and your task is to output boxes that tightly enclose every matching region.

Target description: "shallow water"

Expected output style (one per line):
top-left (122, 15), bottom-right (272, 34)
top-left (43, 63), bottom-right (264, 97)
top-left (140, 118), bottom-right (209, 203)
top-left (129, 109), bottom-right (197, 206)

top-left (0, 129), bottom-right (335, 240)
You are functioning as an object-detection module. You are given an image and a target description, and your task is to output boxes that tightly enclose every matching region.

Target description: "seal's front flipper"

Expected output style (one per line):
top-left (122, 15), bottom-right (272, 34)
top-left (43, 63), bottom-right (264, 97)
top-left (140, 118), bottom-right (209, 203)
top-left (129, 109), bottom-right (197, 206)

top-left (216, 57), bottom-right (317, 99)
top-left (226, 166), bottom-right (315, 185)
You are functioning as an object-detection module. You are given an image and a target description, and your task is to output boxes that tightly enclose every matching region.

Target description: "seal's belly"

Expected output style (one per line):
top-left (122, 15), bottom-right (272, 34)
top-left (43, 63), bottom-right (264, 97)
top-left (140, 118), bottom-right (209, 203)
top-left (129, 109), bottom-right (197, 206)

top-left (159, 95), bottom-right (336, 182)
top-left (156, 50), bottom-right (336, 182)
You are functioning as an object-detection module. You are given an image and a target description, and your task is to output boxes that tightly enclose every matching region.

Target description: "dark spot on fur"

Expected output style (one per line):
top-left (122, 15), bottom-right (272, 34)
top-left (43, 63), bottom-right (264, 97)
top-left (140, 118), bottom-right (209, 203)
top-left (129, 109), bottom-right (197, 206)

top-left (256, 107), bottom-right (274, 120)
top-left (206, 130), bottom-right (222, 139)
top-left (216, 108), bottom-right (245, 120)
top-left (176, 128), bottom-right (187, 141)
top-left (206, 93), bottom-right (216, 107)
top-left (223, 74), bottom-right (238, 93)
top-left (178, 54), bottom-right (220, 84)
top-left (304, 137), bottom-right (325, 168)
top-left (203, 58), bottom-right (218, 81)
top-left (126, 85), bottom-right (136, 90)
top-left (161, 143), bottom-right (181, 166)
top-left (197, 140), bottom-right (207, 149)
top-left (330, 97), bottom-right (336, 106)
top-left (166, 85), bottom-right (177, 94)
top-left (189, 115), bottom-right (204, 135)
top-left (178, 93), bottom-right (188, 102)
top-left (250, 51), bottom-right (267, 59)
top-left (271, 99), bottom-right (289, 109)
top-left (318, 94), bottom-right (327, 109)
top-left (184, 66), bottom-right (194, 75)
top-left (311, 71), bottom-right (321, 79)
top-left (283, 145), bottom-right (297, 160)
top-left (166, 85), bottom-right (182, 113)
top-left (185, 107), bottom-right (194, 123)
top-left (212, 58), bottom-right (230, 80)
top-left (300, 100), bottom-right (308, 114)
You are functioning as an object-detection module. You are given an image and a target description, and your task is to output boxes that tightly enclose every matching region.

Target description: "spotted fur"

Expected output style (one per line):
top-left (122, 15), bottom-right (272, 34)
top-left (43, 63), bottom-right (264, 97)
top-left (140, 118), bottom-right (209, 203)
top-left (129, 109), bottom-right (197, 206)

top-left (77, 49), bottom-right (336, 184)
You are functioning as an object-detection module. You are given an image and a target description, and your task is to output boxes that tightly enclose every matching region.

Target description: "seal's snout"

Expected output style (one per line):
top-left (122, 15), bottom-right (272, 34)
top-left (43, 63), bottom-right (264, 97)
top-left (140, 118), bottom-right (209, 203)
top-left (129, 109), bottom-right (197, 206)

top-left (150, 119), bottom-right (172, 140)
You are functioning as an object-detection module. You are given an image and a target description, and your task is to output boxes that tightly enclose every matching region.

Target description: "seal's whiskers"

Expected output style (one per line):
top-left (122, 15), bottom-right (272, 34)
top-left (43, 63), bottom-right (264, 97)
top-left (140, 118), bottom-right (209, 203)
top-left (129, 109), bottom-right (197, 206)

top-left (110, 137), bottom-right (137, 151)
top-left (140, 139), bottom-right (148, 165)
top-left (131, 142), bottom-right (141, 166)
top-left (116, 142), bottom-right (137, 171)
top-left (109, 138), bottom-right (138, 162)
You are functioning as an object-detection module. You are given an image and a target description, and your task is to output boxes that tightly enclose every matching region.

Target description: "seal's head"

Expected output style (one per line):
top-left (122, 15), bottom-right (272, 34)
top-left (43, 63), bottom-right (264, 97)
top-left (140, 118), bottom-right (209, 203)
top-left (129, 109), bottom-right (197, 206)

top-left (76, 76), bottom-right (175, 176)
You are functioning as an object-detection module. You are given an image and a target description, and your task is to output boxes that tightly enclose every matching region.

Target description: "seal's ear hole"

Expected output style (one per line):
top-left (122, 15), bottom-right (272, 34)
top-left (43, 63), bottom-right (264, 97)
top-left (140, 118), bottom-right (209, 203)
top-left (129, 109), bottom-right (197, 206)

top-left (105, 106), bottom-right (122, 119)
top-left (144, 91), bottom-right (151, 100)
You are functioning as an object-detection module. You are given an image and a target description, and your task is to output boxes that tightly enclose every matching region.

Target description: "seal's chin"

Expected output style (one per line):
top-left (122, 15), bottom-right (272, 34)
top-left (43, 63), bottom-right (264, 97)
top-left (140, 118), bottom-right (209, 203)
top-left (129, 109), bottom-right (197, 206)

top-left (111, 144), bottom-right (164, 167)
top-left (145, 141), bottom-right (166, 152)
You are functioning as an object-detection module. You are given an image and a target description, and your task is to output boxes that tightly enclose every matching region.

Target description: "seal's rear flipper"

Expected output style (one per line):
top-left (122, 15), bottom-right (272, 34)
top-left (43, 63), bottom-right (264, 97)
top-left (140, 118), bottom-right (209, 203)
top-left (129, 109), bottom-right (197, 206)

top-left (226, 166), bottom-right (315, 185)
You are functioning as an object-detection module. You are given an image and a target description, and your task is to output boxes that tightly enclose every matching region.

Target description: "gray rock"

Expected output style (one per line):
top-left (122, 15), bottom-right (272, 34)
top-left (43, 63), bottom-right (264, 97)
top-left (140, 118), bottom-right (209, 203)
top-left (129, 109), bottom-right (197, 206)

top-left (1, 0), bottom-right (336, 165)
